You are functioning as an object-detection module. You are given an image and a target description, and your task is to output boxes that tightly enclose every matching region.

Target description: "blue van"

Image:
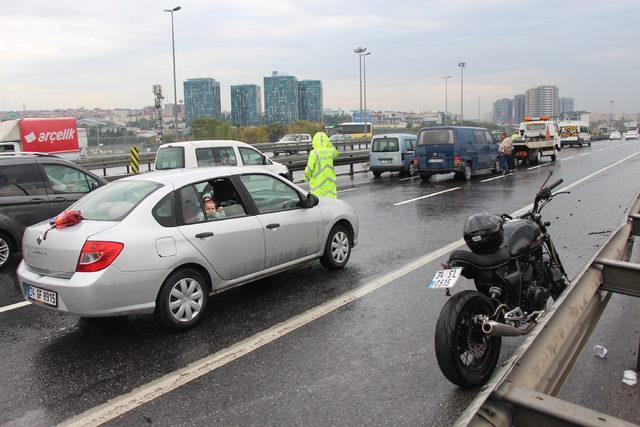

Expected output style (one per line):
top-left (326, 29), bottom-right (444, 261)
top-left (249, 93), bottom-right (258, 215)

top-left (414, 126), bottom-right (501, 181)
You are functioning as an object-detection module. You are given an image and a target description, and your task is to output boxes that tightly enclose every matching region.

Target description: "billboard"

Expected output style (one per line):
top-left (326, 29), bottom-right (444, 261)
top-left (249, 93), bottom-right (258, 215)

top-left (18, 118), bottom-right (79, 153)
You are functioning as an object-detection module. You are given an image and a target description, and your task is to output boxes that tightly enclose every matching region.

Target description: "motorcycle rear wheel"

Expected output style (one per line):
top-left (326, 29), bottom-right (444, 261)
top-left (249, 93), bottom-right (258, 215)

top-left (434, 290), bottom-right (502, 387)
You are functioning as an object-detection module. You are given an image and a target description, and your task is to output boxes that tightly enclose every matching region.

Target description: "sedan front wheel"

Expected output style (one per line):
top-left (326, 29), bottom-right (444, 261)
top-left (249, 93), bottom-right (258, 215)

top-left (320, 225), bottom-right (351, 269)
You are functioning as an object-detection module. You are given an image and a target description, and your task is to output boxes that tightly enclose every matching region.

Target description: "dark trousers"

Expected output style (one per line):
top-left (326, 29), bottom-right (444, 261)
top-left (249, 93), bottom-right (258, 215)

top-left (499, 153), bottom-right (509, 172)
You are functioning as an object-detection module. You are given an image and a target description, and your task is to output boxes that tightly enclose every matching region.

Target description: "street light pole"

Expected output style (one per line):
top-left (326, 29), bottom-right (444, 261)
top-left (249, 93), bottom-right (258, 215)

top-left (458, 61), bottom-right (466, 124)
top-left (354, 47), bottom-right (369, 134)
top-left (363, 50), bottom-right (371, 135)
top-left (441, 75), bottom-right (451, 124)
top-left (164, 6), bottom-right (181, 134)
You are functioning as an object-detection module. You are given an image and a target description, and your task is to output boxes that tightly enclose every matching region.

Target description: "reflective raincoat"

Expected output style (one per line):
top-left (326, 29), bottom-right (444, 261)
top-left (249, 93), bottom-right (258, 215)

top-left (304, 132), bottom-right (339, 198)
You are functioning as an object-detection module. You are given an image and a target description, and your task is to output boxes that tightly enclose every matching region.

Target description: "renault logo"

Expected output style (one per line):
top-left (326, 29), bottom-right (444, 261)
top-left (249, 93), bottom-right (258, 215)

top-left (36, 235), bottom-right (43, 245)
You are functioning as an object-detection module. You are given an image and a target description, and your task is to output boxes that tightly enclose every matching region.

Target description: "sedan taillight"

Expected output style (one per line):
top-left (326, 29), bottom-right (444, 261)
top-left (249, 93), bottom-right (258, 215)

top-left (76, 241), bottom-right (124, 272)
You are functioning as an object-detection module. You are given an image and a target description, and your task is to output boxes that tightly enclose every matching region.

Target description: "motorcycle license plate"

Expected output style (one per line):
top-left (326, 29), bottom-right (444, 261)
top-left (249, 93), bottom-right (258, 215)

top-left (428, 268), bottom-right (462, 289)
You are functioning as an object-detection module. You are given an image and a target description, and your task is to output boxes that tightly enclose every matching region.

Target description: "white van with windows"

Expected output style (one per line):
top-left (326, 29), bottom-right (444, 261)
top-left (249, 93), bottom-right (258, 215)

top-left (559, 121), bottom-right (591, 147)
top-left (155, 140), bottom-right (292, 180)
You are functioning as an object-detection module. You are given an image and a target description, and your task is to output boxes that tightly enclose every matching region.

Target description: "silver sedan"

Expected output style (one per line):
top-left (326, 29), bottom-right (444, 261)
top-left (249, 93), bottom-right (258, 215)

top-left (17, 167), bottom-right (359, 330)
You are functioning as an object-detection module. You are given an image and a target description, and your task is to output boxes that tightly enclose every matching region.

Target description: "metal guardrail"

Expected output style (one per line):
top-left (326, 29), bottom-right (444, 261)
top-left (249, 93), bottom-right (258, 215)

top-left (76, 139), bottom-right (371, 176)
top-left (256, 138), bottom-right (371, 156)
top-left (457, 191), bottom-right (640, 427)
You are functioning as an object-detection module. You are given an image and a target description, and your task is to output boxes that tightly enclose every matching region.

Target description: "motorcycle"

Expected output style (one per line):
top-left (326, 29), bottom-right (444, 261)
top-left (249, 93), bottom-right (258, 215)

top-left (431, 173), bottom-right (570, 387)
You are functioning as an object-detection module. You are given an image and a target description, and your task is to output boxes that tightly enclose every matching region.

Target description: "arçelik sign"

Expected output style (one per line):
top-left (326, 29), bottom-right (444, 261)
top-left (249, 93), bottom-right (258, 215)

top-left (18, 118), bottom-right (79, 153)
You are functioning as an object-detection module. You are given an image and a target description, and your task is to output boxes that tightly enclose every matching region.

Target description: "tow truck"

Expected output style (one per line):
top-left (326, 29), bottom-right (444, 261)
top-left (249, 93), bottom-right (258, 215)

top-left (513, 116), bottom-right (559, 166)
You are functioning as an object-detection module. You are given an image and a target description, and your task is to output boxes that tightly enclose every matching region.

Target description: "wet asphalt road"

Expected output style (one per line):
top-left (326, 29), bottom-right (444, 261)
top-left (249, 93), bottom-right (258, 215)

top-left (1, 139), bottom-right (640, 426)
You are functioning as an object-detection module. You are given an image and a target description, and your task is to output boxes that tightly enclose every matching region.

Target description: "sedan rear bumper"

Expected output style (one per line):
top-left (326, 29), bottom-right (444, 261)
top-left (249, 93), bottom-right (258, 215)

top-left (17, 261), bottom-right (170, 317)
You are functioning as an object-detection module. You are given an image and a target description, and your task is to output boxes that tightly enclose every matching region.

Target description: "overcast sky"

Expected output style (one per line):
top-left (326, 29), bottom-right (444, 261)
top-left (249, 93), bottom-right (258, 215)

top-left (1, 0), bottom-right (638, 117)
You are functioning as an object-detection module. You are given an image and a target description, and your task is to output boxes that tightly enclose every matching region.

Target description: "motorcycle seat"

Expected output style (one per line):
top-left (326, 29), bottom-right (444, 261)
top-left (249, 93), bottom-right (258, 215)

top-left (449, 247), bottom-right (511, 269)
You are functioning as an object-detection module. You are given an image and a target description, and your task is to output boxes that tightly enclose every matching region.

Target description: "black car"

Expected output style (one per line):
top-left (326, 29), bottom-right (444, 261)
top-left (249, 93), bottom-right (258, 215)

top-left (0, 153), bottom-right (108, 269)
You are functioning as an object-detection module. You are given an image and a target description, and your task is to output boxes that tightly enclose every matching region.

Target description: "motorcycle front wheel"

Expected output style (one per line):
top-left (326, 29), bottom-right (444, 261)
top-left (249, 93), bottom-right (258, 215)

top-left (434, 290), bottom-right (502, 387)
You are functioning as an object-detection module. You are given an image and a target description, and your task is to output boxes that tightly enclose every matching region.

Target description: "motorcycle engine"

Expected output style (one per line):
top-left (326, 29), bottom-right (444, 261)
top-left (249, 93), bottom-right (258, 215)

top-left (524, 286), bottom-right (550, 311)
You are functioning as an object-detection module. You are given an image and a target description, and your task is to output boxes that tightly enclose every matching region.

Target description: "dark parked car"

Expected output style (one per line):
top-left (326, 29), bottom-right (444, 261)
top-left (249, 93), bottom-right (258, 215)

top-left (0, 153), bottom-right (107, 269)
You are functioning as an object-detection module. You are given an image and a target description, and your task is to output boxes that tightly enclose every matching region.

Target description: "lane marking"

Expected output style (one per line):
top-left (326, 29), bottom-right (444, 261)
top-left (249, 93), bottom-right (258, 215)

top-left (59, 148), bottom-right (640, 427)
top-left (337, 188), bottom-right (357, 194)
top-left (60, 238), bottom-right (465, 427)
top-left (398, 176), bottom-right (418, 182)
top-left (559, 150), bottom-right (640, 192)
top-left (596, 149), bottom-right (605, 152)
top-left (560, 156), bottom-right (575, 161)
top-left (580, 153), bottom-right (591, 157)
top-left (480, 175), bottom-right (506, 183)
top-left (393, 187), bottom-right (461, 206)
top-left (0, 301), bottom-right (30, 314)
top-left (527, 163), bottom-right (552, 170)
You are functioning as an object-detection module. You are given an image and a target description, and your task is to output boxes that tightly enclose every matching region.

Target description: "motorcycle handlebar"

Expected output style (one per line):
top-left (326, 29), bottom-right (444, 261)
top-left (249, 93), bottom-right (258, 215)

top-left (547, 179), bottom-right (563, 191)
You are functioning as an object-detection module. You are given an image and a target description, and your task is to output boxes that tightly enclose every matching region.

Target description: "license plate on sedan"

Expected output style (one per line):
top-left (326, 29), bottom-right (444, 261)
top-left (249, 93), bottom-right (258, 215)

top-left (380, 159), bottom-right (392, 164)
top-left (428, 268), bottom-right (462, 289)
top-left (429, 158), bottom-right (444, 163)
top-left (27, 285), bottom-right (58, 307)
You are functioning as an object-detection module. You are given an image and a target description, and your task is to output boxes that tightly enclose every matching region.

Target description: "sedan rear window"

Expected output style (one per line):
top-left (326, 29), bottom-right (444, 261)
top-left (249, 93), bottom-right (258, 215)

top-left (155, 147), bottom-right (185, 170)
top-left (372, 138), bottom-right (399, 152)
top-left (418, 129), bottom-right (454, 145)
top-left (72, 181), bottom-right (161, 221)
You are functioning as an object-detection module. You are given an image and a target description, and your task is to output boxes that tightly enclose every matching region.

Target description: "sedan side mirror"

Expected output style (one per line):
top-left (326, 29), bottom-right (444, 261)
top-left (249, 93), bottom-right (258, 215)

top-left (304, 193), bottom-right (319, 208)
top-left (90, 181), bottom-right (100, 191)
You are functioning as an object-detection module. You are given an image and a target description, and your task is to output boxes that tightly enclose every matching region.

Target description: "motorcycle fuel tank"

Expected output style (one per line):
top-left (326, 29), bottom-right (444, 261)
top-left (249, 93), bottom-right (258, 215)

top-left (503, 219), bottom-right (541, 256)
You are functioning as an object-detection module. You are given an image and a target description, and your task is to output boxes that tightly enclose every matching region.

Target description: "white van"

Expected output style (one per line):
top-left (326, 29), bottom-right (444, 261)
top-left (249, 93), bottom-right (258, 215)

top-left (559, 121), bottom-right (591, 147)
top-left (155, 140), bottom-right (292, 180)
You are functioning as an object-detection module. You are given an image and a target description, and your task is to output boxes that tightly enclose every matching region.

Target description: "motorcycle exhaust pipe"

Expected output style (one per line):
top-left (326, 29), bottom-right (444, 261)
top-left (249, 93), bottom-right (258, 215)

top-left (482, 320), bottom-right (534, 337)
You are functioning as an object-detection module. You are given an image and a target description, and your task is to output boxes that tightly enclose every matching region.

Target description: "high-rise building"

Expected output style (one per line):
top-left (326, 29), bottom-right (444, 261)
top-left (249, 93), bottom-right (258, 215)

top-left (492, 98), bottom-right (513, 124)
top-left (298, 80), bottom-right (323, 122)
top-left (263, 72), bottom-right (299, 124)
top-left (230, 84), bottom-right (261, 126)
top-left (524, 85), bottom-right (559, 118)
top-left (513, 94), bottom-right (525, 123)
top-left (559, 97), bottom-right (575, 114)
top-left (183, 78), bottom-right (221, 125)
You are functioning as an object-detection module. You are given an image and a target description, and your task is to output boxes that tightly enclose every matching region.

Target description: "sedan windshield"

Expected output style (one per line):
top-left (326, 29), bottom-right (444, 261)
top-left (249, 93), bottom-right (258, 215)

top-left (71, 181), bottom-right (161, 221)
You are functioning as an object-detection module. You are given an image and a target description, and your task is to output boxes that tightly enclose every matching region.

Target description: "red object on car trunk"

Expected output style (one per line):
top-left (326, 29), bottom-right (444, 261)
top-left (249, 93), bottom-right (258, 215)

top-left (54, 210), bottom-right (83, 229)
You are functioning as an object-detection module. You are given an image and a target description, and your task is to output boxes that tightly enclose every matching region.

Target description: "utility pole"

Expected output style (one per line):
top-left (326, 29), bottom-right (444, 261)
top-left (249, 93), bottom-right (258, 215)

top-left (441, 75), bottom-right (451, 124)
top-left (153, 85), bottom-right (164, 145)
top-left (458, 61), bottom-right (466, 124)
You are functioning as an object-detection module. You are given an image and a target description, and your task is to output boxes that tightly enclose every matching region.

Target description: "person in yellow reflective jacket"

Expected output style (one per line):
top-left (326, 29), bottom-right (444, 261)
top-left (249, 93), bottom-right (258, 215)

top-left (304, 132), bottom-right (340, 198)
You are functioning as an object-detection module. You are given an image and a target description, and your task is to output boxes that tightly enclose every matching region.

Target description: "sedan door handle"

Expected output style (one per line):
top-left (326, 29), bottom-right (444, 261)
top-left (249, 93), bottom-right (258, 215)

top-left (195, 232), bottom-right (214, 238)
top-left (266, 223), bottom-right (280, 229)
top-left (30, 198), bottom-right (46, 204)
top-left (51, 197), bottom-right (68, 202)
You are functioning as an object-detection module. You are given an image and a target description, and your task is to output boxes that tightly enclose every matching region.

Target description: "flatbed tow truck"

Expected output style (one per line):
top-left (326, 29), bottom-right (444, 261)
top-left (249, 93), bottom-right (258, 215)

top-left (513, 116), bottom-right (560, 166)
